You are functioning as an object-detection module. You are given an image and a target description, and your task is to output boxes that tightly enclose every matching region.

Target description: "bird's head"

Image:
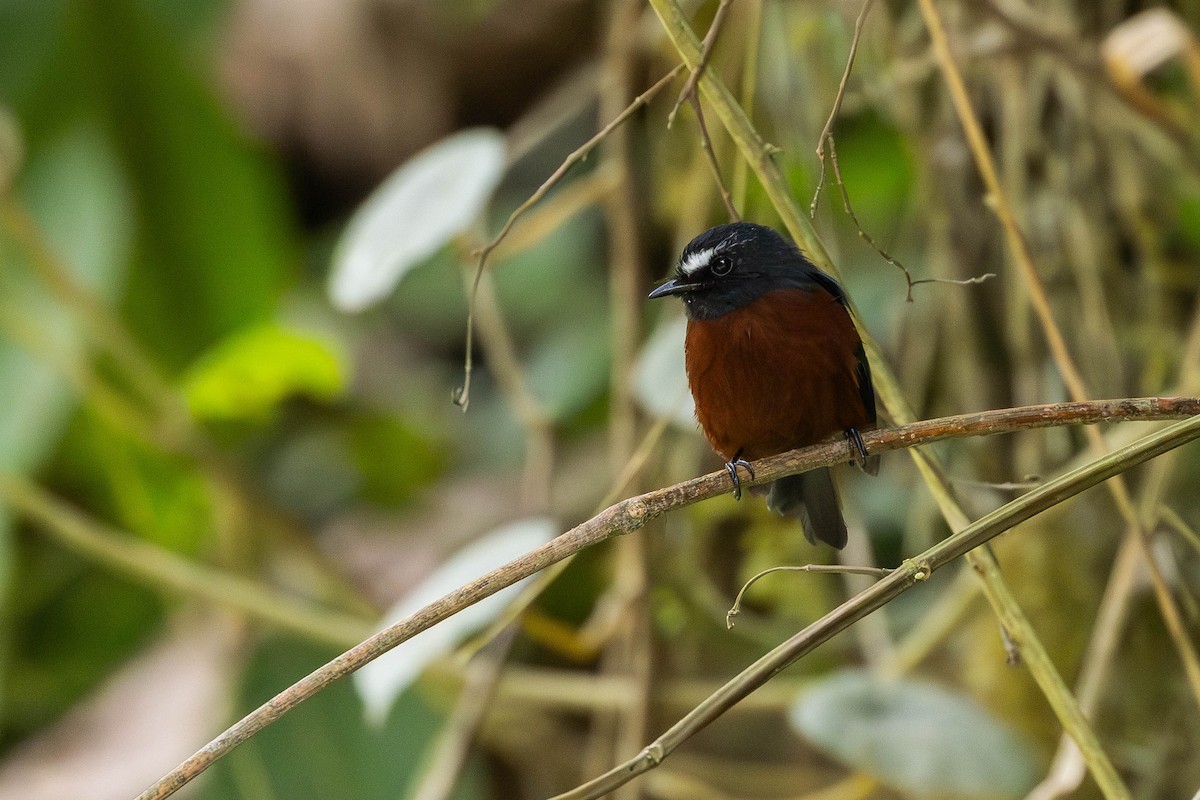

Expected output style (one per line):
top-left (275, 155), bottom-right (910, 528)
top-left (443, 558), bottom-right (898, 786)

top-left (648, 222), bottom-right (837, 320)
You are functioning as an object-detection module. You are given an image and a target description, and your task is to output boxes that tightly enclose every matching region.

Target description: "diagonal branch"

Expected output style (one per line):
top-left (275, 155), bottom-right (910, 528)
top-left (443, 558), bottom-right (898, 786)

top-left (135, 396), bottom-right (1200, 800)
top-left (553, 408), bottom-right (1200, 800)
top-left (687, 92), bottom-right (741, 220)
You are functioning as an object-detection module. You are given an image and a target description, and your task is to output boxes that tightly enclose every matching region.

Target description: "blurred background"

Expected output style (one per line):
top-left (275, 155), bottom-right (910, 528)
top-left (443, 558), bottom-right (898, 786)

top-left (1, 0), bottom-right (1200, 798)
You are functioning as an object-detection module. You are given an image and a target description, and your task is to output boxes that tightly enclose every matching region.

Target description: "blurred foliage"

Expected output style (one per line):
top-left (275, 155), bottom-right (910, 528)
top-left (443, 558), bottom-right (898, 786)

top-left (0, 0), bottom-right (1199, 799)
top-left (790, 670), bottom-right (1038, 796)
top-left (198, 635), bottom-right (485, 800)
top-left (183, 324), bottom-right (345, 421)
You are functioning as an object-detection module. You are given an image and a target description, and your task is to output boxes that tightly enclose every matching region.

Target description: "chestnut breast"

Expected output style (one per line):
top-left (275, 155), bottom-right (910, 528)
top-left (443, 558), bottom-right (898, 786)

top-left (684, 286), bottom-right (871, 462)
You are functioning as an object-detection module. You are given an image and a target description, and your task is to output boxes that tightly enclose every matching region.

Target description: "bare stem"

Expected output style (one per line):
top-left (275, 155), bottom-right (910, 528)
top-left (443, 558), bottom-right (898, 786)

top-left (688, 93), bottom-right (741, 221)
top-left (454, 66), bottom-right (683, 411)
top-left (726, 564), bottom-right (892, 629)
top-left (811, 0), bottom-right (875, 216)
top-left (667, 0), bottom-right (736, 128)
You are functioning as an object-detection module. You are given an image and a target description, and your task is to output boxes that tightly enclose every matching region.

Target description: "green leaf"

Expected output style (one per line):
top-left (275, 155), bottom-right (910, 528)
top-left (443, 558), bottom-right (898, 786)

top-left (347, 413), bottom-right (446, 507)
top-left (182, 324), bottom-right (346, 421)
top-left (789, 670), bottom-right (1038, 798)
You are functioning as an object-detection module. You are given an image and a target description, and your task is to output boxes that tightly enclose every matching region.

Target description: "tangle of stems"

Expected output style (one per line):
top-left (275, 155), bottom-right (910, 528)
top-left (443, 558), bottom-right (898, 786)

top-left (134, 396), bottom-right (1200, 800)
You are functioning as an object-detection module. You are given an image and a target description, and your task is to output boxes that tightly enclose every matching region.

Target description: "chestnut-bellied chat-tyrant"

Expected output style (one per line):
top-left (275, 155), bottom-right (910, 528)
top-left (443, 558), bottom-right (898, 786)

top-left (649, 222), bottom-right (878, 549)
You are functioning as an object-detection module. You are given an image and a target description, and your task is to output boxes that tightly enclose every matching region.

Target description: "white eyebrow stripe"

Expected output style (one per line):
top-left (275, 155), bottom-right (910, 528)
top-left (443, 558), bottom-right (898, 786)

top-left (681, 246), bottom-right (715, 275)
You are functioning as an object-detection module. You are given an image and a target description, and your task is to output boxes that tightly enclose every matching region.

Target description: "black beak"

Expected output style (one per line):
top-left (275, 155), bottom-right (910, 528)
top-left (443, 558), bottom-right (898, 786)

top-left (648, 277), bottom-right (690, 299)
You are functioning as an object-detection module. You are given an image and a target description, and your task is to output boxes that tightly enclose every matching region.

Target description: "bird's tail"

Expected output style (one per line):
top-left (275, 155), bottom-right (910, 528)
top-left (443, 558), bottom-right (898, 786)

top-left (766, 468), bottom-right (848, 549)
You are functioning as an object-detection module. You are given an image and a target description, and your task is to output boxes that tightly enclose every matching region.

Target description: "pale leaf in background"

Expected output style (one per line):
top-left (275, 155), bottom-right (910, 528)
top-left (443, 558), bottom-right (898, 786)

top-left (329, 127), bottom-right (507, 313)
top-left (789, 670), bottom-right (1038, 798)
top-left (353, 517), bottom-right (556, 725)
top-left (633, 314), bottom-right (695, 430)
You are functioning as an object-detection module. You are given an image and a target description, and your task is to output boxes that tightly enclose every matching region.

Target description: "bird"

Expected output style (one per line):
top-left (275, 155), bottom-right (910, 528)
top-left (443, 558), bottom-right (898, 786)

top-left (648, 221), bottom-right (878, 549)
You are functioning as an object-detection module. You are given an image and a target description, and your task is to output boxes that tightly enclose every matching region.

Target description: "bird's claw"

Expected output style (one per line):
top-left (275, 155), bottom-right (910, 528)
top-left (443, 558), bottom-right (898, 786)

top-left (845, 427), bottom-right (869, 467)
top-left (724, 456), bottom-right (755, 501)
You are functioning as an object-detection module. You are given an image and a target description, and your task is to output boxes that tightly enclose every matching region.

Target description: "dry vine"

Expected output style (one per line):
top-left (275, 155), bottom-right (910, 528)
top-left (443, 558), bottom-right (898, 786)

top-left (453, 65), bottom-right (683, 412)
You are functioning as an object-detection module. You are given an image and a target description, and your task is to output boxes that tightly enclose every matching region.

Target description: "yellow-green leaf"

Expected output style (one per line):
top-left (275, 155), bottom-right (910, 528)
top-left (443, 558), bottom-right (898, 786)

top-left (183, 324), bottom-right (345, 421)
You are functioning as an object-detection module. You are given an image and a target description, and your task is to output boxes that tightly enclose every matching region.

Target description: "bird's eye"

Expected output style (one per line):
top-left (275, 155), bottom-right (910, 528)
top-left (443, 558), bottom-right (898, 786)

top-left (711, 255), bottom-right (734, 276)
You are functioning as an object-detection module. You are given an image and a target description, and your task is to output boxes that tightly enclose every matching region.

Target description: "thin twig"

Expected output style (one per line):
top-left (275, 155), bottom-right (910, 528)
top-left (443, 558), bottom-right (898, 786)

top-left (808, 0), bottom-right (993, 300)
top-left (831, 130), bottom-right (995, 301)
top-left (910, 272), bottom-right (998, 291)
top-left (135, 396), bottom-right (1200, 800)
top-left (667, 0), bottom-right (736, 129)
top-left (811, 0), bottom-right (875, 217)
top-left (486, 167), bottom-right (618, 263)
top-left (453, 65), bottom-right (683, 411)
top-left (726, 564), bottom-right (892, 629)
top-left (688, 93), bottom-right (741, 220)
top-left (828, 136), bottom-right (918, 299)
top-left (663, 0), bottom-right (740, 219)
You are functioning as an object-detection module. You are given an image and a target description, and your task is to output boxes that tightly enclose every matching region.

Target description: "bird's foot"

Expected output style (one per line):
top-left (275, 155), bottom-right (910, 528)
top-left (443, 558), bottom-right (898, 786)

top-left (724, 451), bottom-right (755, 501)
top-left (845, 427), bottom-right (870, 467)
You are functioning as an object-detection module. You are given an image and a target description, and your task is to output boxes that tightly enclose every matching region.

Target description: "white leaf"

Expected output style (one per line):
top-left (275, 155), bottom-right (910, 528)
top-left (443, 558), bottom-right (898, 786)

top-left (634, 314), bottom-right (696, 430)
top-left (329, 128), bottom-right (507, 312)
top-left (353, 517), bottom-right (556, 724)
top-left (789, 670), bottom-right (1038, 798)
